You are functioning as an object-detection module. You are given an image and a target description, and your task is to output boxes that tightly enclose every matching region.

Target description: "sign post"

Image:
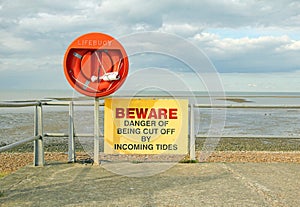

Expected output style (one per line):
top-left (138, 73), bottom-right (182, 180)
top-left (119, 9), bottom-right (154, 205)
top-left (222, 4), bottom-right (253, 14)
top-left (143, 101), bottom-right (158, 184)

top-left (94, 98), bottom-right (100, 165)
top-left (63, 32), bottom-right (129, 164)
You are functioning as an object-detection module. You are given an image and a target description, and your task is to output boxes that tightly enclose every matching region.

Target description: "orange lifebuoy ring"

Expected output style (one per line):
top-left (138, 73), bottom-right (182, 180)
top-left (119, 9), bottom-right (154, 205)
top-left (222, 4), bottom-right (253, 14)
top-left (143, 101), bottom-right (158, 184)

top-left (63, 33), bottom-right (129, 97)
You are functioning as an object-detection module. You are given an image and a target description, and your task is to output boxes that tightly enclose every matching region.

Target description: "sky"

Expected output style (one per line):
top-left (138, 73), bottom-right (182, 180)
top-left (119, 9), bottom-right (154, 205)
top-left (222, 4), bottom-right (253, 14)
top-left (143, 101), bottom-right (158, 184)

top-left (0, 0), bottom-right (300, 92)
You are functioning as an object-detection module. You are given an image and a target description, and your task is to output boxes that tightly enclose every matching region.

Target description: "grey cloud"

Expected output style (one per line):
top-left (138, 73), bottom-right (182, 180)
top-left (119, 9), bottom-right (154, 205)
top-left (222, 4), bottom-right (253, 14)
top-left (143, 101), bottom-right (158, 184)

top-left (0, 0), bottom-right (300, 91)
top-left (164, 0), bottom-right (300, 28)
top-left (193, 34), bottom-right (300, 73)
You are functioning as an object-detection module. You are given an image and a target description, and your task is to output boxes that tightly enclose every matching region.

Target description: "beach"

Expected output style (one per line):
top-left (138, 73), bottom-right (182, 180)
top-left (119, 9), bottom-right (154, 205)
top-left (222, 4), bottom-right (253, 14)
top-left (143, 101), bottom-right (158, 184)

top-left (1, 151), bottom-right (300, 175)
top-left (1, 136), bottom-right (300, 174)
top-left (1, 92), bottom-right (300, 173)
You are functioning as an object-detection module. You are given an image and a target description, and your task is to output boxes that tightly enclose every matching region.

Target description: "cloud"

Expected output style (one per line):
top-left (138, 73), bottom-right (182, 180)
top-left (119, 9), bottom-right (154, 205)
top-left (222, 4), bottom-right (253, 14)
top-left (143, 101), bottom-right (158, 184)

top-left (277, 40), bottom-right (300, 51)
top-left (193, 33), bottom-right (300, 72)
top-left (158, 23), bottom-right (203, 37)
top-left (0, 31), bottom-right (33, 55)
top-left (0, 0), bottom-right (300, 90)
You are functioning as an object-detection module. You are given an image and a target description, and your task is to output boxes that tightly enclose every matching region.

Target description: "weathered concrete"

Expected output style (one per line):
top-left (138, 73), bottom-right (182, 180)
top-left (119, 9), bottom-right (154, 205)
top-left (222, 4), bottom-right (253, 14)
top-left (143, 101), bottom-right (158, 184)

top-left (0, 162), bottom-right (299, 206)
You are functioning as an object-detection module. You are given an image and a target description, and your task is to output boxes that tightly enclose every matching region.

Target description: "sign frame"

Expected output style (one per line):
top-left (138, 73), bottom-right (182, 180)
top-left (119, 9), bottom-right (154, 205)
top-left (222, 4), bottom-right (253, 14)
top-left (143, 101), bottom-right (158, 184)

top-left (104, 98), bottom-right (189, 155)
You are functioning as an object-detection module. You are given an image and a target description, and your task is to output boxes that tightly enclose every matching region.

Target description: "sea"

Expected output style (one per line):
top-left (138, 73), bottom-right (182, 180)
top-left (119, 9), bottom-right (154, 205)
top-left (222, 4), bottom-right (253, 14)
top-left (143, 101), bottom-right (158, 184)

top-left (1, 89), bottom-right (300, 146)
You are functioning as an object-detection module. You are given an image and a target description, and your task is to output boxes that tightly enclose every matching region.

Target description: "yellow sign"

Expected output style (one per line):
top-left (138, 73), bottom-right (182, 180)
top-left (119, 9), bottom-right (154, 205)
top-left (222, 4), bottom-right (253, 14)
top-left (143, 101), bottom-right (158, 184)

top-left (104, 98), bottom-right (188, 154)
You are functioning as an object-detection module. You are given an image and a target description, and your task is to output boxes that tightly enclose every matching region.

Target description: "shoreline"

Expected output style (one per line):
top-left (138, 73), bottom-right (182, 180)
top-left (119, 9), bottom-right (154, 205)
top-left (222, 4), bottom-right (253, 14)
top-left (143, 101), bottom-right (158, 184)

top-left (1, 137), bottom-right (300, 153)
top-left (1, 137), bottom-right (300, 175)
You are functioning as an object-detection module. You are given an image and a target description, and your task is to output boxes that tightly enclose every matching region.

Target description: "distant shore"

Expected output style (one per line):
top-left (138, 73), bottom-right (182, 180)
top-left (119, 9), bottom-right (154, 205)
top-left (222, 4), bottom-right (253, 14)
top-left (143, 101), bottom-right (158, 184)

top-left (216, 98), bottom-right (253, 103)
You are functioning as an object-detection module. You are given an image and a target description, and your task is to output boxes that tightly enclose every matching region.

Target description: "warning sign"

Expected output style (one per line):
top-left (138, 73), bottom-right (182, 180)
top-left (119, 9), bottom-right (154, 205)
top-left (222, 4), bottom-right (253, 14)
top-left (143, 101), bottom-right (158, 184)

top-left (104, 98), bottom-right (188, 154)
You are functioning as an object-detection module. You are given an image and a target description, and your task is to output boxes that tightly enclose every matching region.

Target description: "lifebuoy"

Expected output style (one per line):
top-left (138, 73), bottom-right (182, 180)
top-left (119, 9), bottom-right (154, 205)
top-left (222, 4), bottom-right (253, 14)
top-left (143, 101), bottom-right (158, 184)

top-left (63, 33), bottom-right (129, 97)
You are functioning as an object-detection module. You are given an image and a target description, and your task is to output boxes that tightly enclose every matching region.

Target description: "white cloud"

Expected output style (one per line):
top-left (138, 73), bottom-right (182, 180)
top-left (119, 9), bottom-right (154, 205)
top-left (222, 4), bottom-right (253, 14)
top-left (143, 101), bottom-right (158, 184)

top-left (277, 40), bottom-right (300, 51)
top-left (159, 23), bottom-right (203, 37)
top-left (194, 33), bottom-right (293, 54)
top-left (18, 13), bottom-right (87, 33)
top-left (0, 31), bottom-right (33, 52)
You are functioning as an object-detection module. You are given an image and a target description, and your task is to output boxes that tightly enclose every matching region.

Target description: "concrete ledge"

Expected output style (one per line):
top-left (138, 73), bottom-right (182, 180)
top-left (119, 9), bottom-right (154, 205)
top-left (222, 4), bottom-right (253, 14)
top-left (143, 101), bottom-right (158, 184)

top-left (0, 162), bottom-right (299, 206)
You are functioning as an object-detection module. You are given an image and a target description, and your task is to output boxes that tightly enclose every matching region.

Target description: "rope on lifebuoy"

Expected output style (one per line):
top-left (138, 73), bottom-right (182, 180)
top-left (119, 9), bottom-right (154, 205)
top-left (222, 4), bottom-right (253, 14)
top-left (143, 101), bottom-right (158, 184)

top-left (66, 49), bottom-right (124, 94)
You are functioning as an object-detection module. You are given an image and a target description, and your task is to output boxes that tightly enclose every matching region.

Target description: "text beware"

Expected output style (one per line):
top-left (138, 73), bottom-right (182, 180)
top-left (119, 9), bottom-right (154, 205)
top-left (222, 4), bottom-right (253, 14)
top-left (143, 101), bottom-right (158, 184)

top-left (116, 108), bottom-right (178, 119)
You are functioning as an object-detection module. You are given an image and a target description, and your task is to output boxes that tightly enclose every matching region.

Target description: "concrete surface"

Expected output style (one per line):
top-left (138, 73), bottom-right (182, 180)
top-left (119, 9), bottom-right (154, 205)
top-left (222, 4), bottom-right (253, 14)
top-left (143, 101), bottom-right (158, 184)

top-left (0, 162), bottom-right (299, 206)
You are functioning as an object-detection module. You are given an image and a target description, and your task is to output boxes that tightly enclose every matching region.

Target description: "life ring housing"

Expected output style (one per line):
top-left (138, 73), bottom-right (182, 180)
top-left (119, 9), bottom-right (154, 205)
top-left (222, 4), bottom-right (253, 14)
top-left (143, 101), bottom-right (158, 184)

top-left (63, 33), bottom-right (129, 97)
